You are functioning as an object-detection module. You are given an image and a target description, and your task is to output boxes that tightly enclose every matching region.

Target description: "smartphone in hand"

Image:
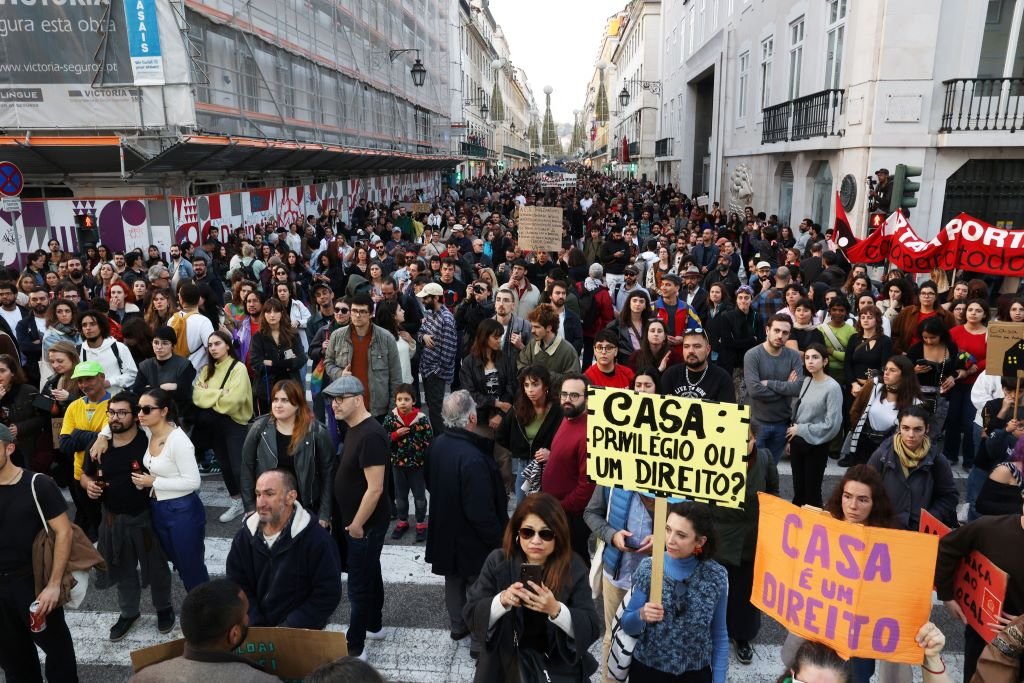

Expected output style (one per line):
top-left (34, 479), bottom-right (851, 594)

top-left (519, 564), bottom-right (544, 593)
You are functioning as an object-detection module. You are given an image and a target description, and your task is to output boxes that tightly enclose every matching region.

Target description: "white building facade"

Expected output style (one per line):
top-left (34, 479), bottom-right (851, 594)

top-left (655, 0), bottom-right (1024, 237)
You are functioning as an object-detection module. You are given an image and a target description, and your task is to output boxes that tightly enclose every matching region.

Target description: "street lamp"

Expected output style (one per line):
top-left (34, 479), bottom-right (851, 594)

top-left (480, 102), bottom-right (489, 118)
top-left (619, 86), bottom-right (630, 108)
top-left (388, 48), bottom-right (426, 87)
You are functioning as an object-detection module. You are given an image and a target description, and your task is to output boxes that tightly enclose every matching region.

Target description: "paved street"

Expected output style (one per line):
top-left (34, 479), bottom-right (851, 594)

top-left (12, 461), bottom-right (970, 683)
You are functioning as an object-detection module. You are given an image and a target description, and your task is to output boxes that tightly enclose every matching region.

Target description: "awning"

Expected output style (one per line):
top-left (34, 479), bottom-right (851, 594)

top-left (0, 136), bottom-right (148, 175)
top-left (0, 134), bottom-right (458, 177)
top-left (134, 135), bottom-right (459, 174)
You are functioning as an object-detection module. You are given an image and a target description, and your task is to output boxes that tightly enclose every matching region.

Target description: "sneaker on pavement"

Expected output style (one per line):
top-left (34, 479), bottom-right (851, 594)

top-left (354, 649), bottom-right (368, 661)
top-left (366, 628), bottom-right (386, 641)
top-left (219, 499), bottom-right (244, 523)
top-left (391, 522), bottom-right (409, 540)
top-left (736, 640), bottom-right (754, 665)
top-left (109, 614), bottom-right (140, 642)
top-left (157, 607), bottom-right (175, 634)
top-left (415, 524), bottom-right (427, 543)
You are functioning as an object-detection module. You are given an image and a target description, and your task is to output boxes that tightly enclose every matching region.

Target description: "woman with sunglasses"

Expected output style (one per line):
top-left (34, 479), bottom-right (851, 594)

top-left (464, 493), bottom-right (600, 682)
top-left (134, 389), bottom-right (210, 590)
top-left (620, 501), bottom-right (729, 683)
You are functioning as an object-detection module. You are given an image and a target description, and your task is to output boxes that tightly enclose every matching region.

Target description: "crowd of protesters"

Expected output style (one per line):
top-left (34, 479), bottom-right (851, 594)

top-left (0, 167), bottom-right (1022, 683)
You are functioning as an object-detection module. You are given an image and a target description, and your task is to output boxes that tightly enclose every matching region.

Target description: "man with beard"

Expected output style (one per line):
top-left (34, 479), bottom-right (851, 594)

top-left (192, 257), bottom-right (225, 306)
top-left (82, 392), bottom-right (174, 641)
top-left (226, 469), bottom-right (341, 629)
top-left (130, 579), bottom-right (280, 682)
top-left (703, 253), bottom-right (741, 299)
top-left (16, 287), bottom-right (49, 386)
top-left (744, 314), bottom-right (802, 463)
top-left (662, 328), bottom-right (736, 401)
top-left (65, 256), bottom-right (96, 301)
top-left (416, 283), bottom-right (458, 435)
top-left (166, 244), bottom-right (194, 293)
top-left (540, 373), bottom-right (596, 566)
top-left (548, 280), bottom-right (583, 355)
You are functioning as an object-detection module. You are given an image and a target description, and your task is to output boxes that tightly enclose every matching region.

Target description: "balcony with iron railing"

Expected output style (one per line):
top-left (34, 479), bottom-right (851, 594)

top-left (460, 141), bottom-right (491, 158)
top-left (628, 141), bottom-right (640, 157)
top-left (940, 78), bottom-right (1024, 133)
top-left (761, 89), bottom-right (844, 144)
top-left (655, 138), bottom-right (673, 157)
top-left (611, 146), bottom-right (620, 161)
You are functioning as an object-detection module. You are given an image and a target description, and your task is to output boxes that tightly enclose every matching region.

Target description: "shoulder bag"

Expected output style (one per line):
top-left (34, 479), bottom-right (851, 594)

top-left (589, 489), bottom-right (614, 600)
top-left (607, 586), bottom-right (636, 682)
top-left (30, 473), bottom-right (105, 609)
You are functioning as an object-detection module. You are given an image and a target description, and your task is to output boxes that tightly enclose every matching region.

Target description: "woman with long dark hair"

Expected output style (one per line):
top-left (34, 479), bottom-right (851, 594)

top-left (460, 319), bottom-right (515, 430)
top-left (0, 354), bottom-right (43, 470)
top-left (273, 281), bottom-right (311, 352)
top-left (144, 288), bottom-right (176, 331)
top-left (628, 319), bottom-right (674, 373)
top-left (231, 290), bottom-right (262, 369)
top-left (840, 355), bottom-right (921, 467)
top-left (239, 378), bottom-right (334, 525)
top-left (495, 365), bottom-right (563, 503)
top-left (39, 342), bottom-right (80, 482)
top-left (907, 317), bottom-right (960, 440)
top-left (375, 300), bottom-right (416, 384)
top-left (621, 501), bottom-right (730, 683)
top-left (945, 298), bottom-right (988, 468)
top-left (193, 330), bottom-right (253, 523)
top-left (464, 493), bottom-right (600, 682)
top-left (606, 290), bottom-right (651, 365)
top-left (250, 297), bottom-right (306, 415)
top-left (135, 388), bottom-right (210, 590)
top-left (42, 299), bottom-right (81, 353)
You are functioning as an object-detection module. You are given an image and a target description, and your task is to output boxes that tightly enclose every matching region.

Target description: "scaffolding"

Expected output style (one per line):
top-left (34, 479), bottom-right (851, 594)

top-left (183, 0), bottom-right (453, 156)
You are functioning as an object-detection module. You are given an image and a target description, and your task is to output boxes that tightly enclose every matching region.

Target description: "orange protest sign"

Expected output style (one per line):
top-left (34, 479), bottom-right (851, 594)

top-left (919, 510), bottom-right (1009, 643)
top-left (752, 494), bottom-right (938, 663)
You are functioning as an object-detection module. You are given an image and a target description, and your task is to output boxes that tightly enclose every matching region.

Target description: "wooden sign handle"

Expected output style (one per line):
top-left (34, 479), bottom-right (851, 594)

top-left (1015, 378), bottom-right (1021, 423)
top-left (649, 497), bottom-right (668, 606)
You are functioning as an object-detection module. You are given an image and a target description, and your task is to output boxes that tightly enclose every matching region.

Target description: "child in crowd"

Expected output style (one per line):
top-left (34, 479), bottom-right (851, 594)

top-left (382, 383), bottom-right (433, 541)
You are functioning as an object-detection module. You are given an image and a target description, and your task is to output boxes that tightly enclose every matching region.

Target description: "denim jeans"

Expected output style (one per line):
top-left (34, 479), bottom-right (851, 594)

top-left (150, 492), bottom-right (210, 591)
top-left (422, 374), bottom-right (447, 437)
top-left (966, 464), bottom-right (988, 521)
top-left (757, 421), bottom-right (789, 465)
top-left (511, 458), bottom-right (528, 505)
top-left (345, 522), bottom-right (387, 655)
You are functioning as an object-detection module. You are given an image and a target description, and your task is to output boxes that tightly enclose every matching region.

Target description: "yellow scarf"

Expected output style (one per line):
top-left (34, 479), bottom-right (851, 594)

top-left (893, 435), bottom-right (931, 477)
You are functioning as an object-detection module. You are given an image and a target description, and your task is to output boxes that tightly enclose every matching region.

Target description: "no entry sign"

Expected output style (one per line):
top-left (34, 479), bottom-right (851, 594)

top-left (0, 162), bottom-right (23, 197)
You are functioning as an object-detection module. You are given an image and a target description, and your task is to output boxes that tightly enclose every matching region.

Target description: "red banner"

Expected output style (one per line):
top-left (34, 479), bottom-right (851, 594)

top-left (844, 212), bottom-right (1024, 276)
top-left (919, 510), bottom-right (1008, 643)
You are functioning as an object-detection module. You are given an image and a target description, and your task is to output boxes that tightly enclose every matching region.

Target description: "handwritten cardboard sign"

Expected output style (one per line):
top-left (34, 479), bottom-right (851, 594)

top-left (130, 627), bottom-right (347, 681)
top-left (986, 322), bottom-right (1024, 377)
top-left (919, 509), bottom-right (1008, 643)
top-left (585, 386), bottom-right (750, 508)
top-left (516, 205), bottom-right (564, 253)
top-left (752, 495), bottom-right (938, 663)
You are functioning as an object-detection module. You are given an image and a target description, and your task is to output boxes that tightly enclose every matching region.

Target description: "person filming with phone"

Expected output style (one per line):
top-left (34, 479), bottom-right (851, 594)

top-left (464, 493), bottom-right (600, 682)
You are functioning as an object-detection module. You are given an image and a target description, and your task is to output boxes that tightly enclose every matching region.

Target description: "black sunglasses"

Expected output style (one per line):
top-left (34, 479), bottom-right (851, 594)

top-left (138, 405), bottom-right (162, 415)
top-left (335, 306), bottom-right (349, 313)
top-left (518, 527), bottom-right (555, 542)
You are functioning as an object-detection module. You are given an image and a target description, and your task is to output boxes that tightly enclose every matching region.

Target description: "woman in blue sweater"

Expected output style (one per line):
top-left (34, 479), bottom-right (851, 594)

top-left (622, 501), bottom-right (729, 683)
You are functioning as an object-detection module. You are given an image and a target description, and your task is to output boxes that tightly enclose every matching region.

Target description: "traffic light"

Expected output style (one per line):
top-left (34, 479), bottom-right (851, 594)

top-left (891, 164), bottom-right (921, 216)
top-left (868, 211), bottom-right (885, 234)
top-left (629, 163), bottom-right (637, 175)
top-left (74, 212), bottom-right (97, 246)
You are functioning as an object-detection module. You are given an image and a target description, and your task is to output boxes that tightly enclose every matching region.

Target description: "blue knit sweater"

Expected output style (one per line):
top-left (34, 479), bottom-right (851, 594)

top-left (622, 555), bottom-right (729, 683)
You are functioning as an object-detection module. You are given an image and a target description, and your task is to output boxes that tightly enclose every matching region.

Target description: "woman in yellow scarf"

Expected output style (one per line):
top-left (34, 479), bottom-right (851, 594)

top-left (866, 405), bottom-right (959, 531)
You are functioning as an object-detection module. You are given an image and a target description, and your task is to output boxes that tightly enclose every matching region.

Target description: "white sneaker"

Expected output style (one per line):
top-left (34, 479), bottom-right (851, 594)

top-left (366, 628), bottom-right (386, 641)
top-left (219, 499), bottom-right (244, 523)
top-left (355, 649), bottom-right (368, 662)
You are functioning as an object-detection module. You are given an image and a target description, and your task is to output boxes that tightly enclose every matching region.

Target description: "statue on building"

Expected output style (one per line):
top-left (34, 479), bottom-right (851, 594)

top-left (728, 164), bottom-right (754, 214)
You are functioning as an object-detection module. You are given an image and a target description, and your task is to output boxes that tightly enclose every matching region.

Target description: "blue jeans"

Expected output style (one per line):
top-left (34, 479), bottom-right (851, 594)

top-left (757, 421), bottom-right (789, 465)
top-left (966, 464), bottom-right (988, 521)
top-left (512, 458), bottom-right (528, 505)
top-left (150, 492), bottom-right (210, 591)
top-left (345, 522), bottom-right (387, 655)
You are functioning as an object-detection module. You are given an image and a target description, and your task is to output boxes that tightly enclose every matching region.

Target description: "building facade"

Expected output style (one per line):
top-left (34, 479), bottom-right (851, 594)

top-left (648, 0), bottom-right (1024, 238)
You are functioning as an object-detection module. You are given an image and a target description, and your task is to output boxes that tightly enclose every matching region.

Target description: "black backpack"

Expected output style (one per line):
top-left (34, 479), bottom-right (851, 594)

top-left (577, 283), bottom-right (597, 328)
top-left (238, 258), bottom-right (258, 282)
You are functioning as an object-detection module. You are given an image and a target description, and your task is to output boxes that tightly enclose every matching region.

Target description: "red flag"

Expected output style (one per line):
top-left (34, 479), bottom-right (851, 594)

top-left (621, 136), bottom-right (630, 163)
top-left (830, 192), bottom-right (857, 251)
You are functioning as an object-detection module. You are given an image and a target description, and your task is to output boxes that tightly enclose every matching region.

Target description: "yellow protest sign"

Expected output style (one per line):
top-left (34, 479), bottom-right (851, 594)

top-left (585, 386), bottom-right (750, 508)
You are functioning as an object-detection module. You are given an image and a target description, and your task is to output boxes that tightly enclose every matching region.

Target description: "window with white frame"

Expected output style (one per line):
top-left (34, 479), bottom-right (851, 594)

top-left (689, 9), bottom-right (696, 55)
top-left (712, 0), bottom-right (719, 29)
top-left (737, 50), bottom-right (750, 119)
top-left (681, 16), bottom-right (686, 60)
top-left (824, 0), bottom-right (847, 88)
top-left (760, 37), bottom-right (773, 108)
top-left (788, 17), bottom-right (804, 100)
